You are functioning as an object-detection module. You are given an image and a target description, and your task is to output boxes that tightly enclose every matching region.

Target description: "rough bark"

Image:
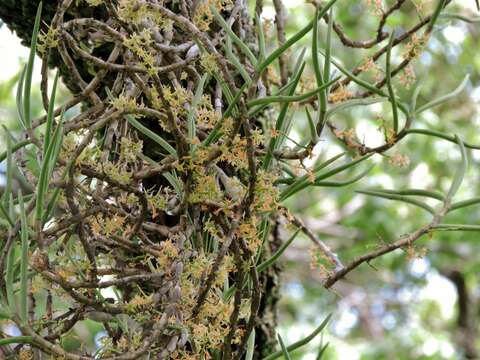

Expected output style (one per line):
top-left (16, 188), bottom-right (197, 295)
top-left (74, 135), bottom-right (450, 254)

top-left (444, 270), bottom-right (478, 359)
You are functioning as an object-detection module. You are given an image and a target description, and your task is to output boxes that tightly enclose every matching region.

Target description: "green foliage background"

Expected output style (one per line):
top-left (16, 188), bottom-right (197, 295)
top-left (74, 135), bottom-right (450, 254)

top-left (0, 0), bottom-right (479, 358)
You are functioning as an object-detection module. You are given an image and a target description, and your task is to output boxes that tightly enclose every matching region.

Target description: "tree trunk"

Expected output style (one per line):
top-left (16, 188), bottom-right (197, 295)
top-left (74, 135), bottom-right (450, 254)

top-left (444, 270), bottom-right (478, 359)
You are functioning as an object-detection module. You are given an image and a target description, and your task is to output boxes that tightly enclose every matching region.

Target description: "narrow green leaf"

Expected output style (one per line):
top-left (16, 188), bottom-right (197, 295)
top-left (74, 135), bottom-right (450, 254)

top-left (10, 194), bottom-right (34, 207)
top-left (314, 165), bottom-right (373, 187)
top-left (44, 70), bottom-right (60, 157)
top-left (313, 151), bottom-right (347, 170)
top-left (163, 171), bottom-right (183, 195)
top-left (247, 76), bottom-right (339, 108)
top-left (0, 203), bottom-right (14, 228)
top-left (65, 246), bottom-right (87, 282)
top-left (200, 77), bottom-right (242, 146)
top-left (262, 314), bottom-right (332, 360)
top-left (2, 130), bottom-right (34, 196)
top-left (446, 135), bottom-right (467, 202)
top-left (187, 73), bottom-right (209, 149)
top-left (440, 13), bottom-right (480, 23)
top-left (312, 7), bottom-right (328, 132)
top-left (0, 69), bottom-right (22, 99)
top-left (42, 154), bottom-right (70, 224)
top-left (208, 71), bottom-right (240, 126)
top-left (126, 115), bottom-right (177, 157)
top-left (0, 307), bottom-right (12, 320)
top-left (323, 8), bottom-right (334, 93)
top-left (0, 140), bottom-right (32, 163)
top-left (43, 188), bottom-right (62, 224)
top-left (263, 51), bottom-right (306, 170)
top-left (256, 13), bottom-right (266, 61)
top-left (23, 2), bottom-right (43, 129)
top-left (404, 128), bottom-right (480, 149)
top-left (139, 153), bottom-right (158, 167)
top-left (18, 190), bottom-right (28, 324)
top-left (281, 153), bottom-right (371, 201)
top-left (225, 36), bottom-right (252, 83)
top-left (248, 67), bottom-right (319, 118)
top-left (6, 244), bottom-right (16, 314)
top-left (139, 154), bottom-right (183, 195)
top-left (276, 114), bottom-right (298, 152)
top-left (414, 75), bottom-right (469, 115)
top-left (323, 52), bottom-right (385, 96)
top-left (291, 53), bottom-right (307, 87)
top-left (246, 329), bottom-right (256, 360)
top-left (16, 66), bottom-right (26, 128)
top-left (222, 285), bottom-right (236, 302)
top-left (277, 333), bottom-right (292, 360)
top-left (319, 51), bottom-right (409, 116)
top-left (257, 229), bottom-right (300, 273)
top-left (326, 97), bottom-right (387, 120)
top-left (356, 189), bottom-right (435, 214)
top-left (276, 152), bottom-right (345, 187)
top-left (410, 82), bottom-right (423, 114)
top-left (426, 0), bottom-right (448, 33)
top-left (8, 193), bottom-right (14, 222)
top-left (256, 22), bottom-right (310, 76)
top-left (216, 73), bottom-right (235, 107)
top-left (432, 224), bottom-right (480, 231)
top-left (248, 79), bottom-right (294, 117)
top-left (255, 218), bottom-right (272, 265)
top-left (306, 108), bottom-right (317, 143)
top-left (386, 31), bottom-right (399, 133)
top-left (220, 81), bottom-right (249, 120)
top-left (263, 61), bottom-right (305, 169)
top-left (0, 219), bottom-right (11, 229)
top-left (3, 127), bottom-right (13, 207)
top-left (316, 342), bottom-right (329, 360)
top-left (256, 0), bottom-right (339, 76)
top-left (450, 197), bottom-right (480, 212)
top-left (363, 188), bottom-right (445, 201)
top-left (48, 108), bottom-right (65, 179)
top-left (35, 120), bottom-right (63, 224)
top-left (210, 6), bottom-right (257, 66)
top-left (105, 87), bottom-right (177, 157)
top-left (0, 336), bottom-right (33, 346)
